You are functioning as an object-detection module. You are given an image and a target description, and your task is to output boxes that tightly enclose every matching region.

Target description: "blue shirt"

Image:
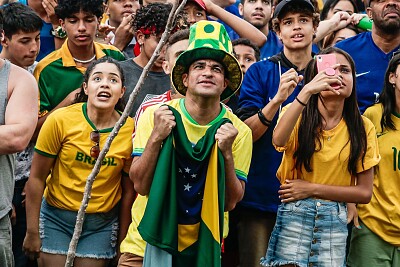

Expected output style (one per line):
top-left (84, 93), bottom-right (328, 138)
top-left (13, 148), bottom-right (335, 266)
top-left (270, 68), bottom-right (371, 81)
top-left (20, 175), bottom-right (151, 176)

top-left (18, 0), bottom-right (55, 61)
top-left (336, 32), bottom-right (400, 113)
top-left (217, 5), bottom-right (241, 35)
top-left (237, 54), bottom-right (305, 212)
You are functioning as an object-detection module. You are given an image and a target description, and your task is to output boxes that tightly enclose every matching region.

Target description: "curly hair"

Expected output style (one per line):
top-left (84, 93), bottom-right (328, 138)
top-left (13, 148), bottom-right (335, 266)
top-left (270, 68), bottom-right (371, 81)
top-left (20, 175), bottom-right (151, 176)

top-left (74, 57), bottom-right (126, 112)
top-left (132, 3), bottom-right (172, 36)
top-left (55, 0), bottom-right (105, 20)
top-left (1, 3), bottom-right (42, 39)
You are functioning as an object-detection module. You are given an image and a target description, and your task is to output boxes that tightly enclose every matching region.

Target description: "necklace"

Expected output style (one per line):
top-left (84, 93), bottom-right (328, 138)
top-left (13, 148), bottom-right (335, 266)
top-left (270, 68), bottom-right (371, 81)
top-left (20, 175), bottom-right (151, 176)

top-left (73, 55), bottom-right (96, 64)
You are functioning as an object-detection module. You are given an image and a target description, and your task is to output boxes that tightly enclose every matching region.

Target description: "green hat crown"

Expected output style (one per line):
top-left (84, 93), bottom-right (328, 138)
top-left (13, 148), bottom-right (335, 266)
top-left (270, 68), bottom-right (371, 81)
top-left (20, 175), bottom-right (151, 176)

top-left (172, 21), bottom-right (243, 101)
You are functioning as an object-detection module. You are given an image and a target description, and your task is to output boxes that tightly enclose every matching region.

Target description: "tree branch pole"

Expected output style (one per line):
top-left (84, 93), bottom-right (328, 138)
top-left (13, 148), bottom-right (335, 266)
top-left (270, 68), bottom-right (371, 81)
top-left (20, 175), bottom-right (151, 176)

top-left (64, 1), bottom-right (187, 266)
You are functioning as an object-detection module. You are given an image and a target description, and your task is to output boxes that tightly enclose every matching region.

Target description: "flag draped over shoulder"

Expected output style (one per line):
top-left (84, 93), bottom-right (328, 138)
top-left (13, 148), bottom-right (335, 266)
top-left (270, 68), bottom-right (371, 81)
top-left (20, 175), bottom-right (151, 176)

top-left (138, 106), bottom-right (230, 267)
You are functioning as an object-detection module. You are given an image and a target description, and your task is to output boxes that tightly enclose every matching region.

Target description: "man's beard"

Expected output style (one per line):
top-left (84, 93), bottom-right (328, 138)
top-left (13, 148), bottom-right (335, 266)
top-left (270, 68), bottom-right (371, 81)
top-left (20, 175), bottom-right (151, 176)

top-left (373, 9), bottom-right (400, 34)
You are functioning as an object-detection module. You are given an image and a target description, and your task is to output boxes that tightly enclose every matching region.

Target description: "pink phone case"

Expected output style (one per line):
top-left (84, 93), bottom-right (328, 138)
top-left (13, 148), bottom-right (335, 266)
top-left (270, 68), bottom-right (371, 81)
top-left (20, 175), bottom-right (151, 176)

top-left (316, 54), bottom-right (337, 73)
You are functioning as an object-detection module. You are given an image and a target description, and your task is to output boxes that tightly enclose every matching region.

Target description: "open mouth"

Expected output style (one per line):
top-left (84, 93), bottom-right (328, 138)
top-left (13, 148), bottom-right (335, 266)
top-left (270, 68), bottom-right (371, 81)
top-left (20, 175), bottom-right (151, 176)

top-left (97, 91), bottom-right (111, 99)
top-left (291, 34), bottom-right (305, 41)
top-left (331, 83), bottom-right (341, 90)
top-left (199, 80), bottom-right (215, 85)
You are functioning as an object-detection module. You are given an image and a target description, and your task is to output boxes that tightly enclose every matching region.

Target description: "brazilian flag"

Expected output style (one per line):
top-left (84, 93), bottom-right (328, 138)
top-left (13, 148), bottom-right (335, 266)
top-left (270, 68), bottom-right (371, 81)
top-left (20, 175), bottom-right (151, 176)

top-left (138, 106), bottom-right (229, 266)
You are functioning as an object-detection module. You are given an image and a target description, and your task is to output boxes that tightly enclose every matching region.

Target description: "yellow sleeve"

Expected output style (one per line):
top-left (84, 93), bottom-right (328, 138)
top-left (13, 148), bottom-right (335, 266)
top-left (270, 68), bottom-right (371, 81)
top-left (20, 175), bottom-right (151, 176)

top-left (132, 104), bottom-right (159, 156)
top-left (356, 116), bottom-right (381, 173)
top-left (35, 110), bottom-right (63, 157)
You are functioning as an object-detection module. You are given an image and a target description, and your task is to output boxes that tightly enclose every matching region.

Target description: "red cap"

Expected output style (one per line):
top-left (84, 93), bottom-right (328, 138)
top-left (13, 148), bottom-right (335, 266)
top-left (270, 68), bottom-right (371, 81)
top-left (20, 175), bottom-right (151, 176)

top-left (187, 0), bottom-right (207, 11)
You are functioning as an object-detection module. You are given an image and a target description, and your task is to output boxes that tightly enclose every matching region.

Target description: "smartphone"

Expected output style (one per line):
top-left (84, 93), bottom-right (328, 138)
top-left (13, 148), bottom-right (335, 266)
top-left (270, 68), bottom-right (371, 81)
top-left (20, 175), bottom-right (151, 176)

top-left (316, 54), bottom-right (337, 73)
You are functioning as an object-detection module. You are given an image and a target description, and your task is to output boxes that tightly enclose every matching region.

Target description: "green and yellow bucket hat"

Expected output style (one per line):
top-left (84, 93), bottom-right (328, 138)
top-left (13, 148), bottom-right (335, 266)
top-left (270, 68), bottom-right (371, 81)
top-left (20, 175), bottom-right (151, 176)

top-left (171, 20), bottom-right (243, 101)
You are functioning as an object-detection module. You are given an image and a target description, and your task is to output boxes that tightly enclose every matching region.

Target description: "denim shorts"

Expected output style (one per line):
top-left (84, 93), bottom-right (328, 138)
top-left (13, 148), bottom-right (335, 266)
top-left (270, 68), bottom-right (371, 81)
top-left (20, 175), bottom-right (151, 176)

top-left (261, 198), bottom-right (348, 267)
top-left (39, 199), bottom-right (119, 259)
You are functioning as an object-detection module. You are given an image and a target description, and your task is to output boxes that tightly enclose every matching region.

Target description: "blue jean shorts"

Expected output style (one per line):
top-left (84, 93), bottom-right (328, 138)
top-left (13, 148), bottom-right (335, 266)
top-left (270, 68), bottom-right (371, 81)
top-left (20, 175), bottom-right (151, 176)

top-left (39, 198), bottom-right (119, 259)
top-left (261, 198), bottom-right (347, 267)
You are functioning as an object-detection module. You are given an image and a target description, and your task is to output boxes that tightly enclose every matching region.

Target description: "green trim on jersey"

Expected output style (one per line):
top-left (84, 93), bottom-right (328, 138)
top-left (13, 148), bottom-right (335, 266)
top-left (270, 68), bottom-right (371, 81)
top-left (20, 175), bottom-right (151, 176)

top-left (82, 103), bottom-right (126, 133)
top-left (34, 148), bottom-right (57, 158)
top-left (393, 111), bottom-right (400, 118)
top-left (235, 169), bottom-right (248, 180)
top-left (179, 98), bottom-right (227, 126)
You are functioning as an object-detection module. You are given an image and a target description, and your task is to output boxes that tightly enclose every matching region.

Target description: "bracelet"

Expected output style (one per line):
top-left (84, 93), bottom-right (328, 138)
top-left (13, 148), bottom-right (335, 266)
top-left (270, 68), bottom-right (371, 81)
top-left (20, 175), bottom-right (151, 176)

top-left (296, 97), bottom-right (307, 107)
top-left (51, 26), bottom-right (67, 39)
top-left (257, 109), bottom-right (272, 126)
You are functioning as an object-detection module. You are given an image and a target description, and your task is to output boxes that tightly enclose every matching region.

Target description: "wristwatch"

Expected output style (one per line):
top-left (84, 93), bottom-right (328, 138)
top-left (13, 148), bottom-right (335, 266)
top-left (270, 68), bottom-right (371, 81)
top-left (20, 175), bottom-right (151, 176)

top-left (51, 26), bottom-right (67, 39)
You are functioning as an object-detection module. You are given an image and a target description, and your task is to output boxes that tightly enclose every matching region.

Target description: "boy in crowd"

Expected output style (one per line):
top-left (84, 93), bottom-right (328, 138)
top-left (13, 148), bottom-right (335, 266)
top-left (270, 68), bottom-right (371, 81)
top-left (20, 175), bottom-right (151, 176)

top-left (233, 38), bottom-right (260, 75)
top-left (119, 2), bottom-right (172, 116)
top-left (102, 0), bottom-right (140, 58)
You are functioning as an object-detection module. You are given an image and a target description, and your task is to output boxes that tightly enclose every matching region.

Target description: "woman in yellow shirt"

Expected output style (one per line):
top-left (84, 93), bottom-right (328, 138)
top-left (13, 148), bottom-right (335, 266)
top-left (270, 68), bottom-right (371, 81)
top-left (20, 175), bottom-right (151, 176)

top-left (261, 47), bottom-right (380, 267)
top-left (23, 57), bottom-right (135, 267)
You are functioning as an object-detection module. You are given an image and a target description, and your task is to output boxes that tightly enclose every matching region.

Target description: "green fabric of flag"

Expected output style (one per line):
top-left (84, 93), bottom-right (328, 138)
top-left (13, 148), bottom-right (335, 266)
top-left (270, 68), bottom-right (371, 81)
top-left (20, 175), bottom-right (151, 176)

top-left (138, 105), bottom-right (229, 267)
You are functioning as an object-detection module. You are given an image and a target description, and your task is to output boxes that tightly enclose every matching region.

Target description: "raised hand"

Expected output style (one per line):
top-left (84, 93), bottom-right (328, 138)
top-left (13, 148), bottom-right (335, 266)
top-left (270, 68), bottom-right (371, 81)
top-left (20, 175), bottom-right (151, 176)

top-left (151, 105), bottom-right (176, 142)
top-left (302, 64), bottom-right (343, 96)
top-left (274, 68), bottom-right (304, 104)
top-left (215, 123), bottom-right (238, 156)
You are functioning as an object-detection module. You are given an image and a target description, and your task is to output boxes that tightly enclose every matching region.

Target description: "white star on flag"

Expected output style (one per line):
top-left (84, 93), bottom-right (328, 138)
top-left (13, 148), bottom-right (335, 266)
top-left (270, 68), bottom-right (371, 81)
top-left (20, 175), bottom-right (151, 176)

top-left (191, 173), bottom-right (197, 178)
top-left (178, 168), bottom-right (182, 173)
top-left (184, 183), bottom-right (192, 191)
top-left (184, 167), bottom-right (191, 173)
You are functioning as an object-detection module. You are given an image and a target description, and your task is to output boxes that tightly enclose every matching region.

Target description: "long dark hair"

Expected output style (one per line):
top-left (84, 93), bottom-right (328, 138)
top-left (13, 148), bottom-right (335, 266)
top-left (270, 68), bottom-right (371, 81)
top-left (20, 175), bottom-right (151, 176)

top-left (294, 47), bottom-right (366, 176)
top-left (320, 0), bottom-right (358, 21)
top-left (378, 53), bottom-right (400, 131)
top-left (74, 57), bottom-right (126, 112)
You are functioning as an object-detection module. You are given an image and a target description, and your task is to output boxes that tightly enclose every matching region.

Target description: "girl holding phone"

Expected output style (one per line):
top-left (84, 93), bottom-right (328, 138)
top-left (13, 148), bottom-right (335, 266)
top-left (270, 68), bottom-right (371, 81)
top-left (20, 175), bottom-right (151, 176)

top-left (261, 47), bottom-right (380, 267)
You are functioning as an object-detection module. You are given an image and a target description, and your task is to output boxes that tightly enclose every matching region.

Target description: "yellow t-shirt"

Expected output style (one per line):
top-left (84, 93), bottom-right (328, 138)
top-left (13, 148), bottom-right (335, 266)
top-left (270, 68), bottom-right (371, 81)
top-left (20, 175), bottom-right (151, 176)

top-left (275, 104), bottom-right (380, 186)
top-left (359, 103), bottom-right (400, 246)
top-left (120, 98), bottom-right (252, 257)
top-left (35, 103), bottom-right (134, 213)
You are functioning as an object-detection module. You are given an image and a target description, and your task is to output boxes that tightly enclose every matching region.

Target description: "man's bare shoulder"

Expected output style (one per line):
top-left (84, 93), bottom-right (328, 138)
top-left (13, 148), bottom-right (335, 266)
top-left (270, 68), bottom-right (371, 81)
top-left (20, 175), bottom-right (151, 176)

top-left (8, 62), bottom-right (38, 95)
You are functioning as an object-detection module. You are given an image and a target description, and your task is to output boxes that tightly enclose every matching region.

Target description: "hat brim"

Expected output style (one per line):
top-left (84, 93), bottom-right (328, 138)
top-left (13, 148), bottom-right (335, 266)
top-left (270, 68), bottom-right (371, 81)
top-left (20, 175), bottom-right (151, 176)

top-left (172, 47), bottom-right (243, 101)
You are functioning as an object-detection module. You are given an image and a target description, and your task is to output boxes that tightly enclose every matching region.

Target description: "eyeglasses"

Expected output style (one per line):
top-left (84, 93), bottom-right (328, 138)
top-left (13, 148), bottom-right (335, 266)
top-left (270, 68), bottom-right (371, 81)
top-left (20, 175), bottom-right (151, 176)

top-left (90, 130), bottom-right (100, 158)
